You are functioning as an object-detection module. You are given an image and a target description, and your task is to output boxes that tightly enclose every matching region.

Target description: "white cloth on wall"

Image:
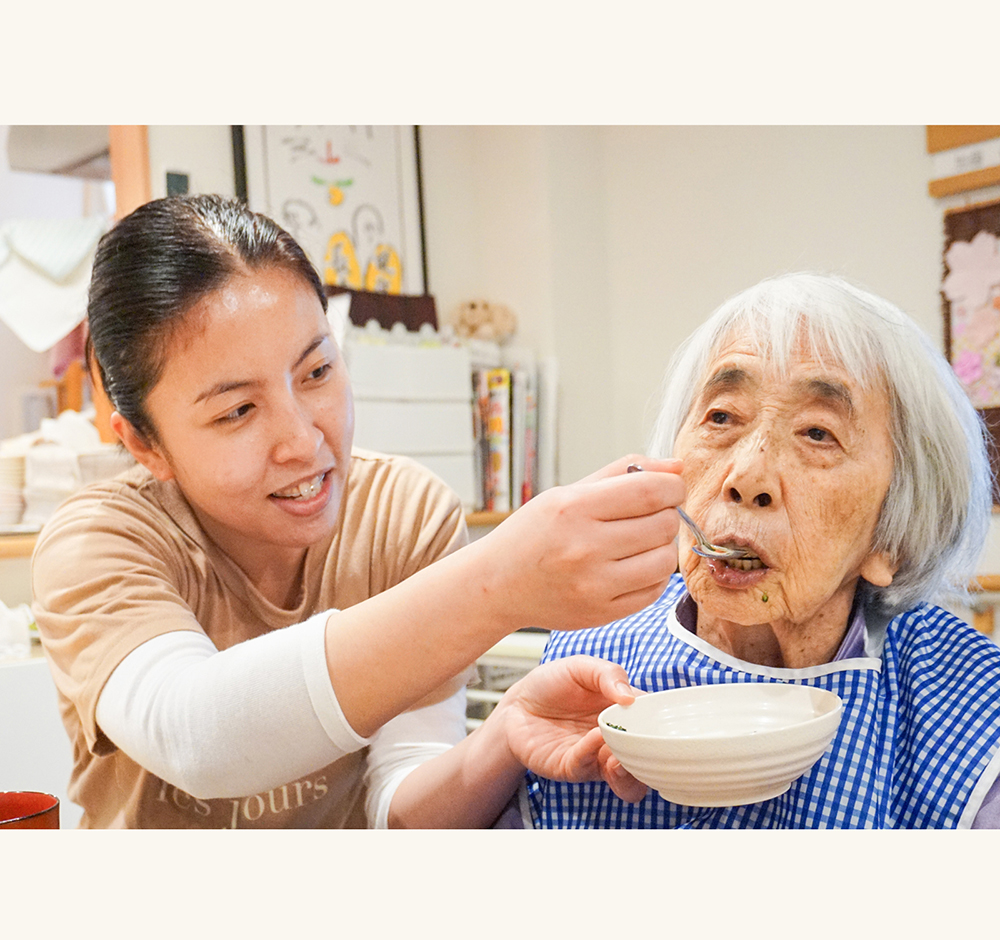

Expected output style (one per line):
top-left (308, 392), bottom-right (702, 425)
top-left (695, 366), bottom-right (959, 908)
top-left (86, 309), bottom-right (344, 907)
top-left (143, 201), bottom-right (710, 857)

top-left (0, 218), bottom-right (105, 352)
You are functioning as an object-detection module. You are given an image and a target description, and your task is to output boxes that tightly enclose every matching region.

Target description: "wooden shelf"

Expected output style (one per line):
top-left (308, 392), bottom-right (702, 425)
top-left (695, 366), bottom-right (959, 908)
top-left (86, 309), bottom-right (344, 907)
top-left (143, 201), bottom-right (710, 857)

top-left (3, 515), bottom-right (511, 557)
top-left (973, 575), bottom-right (1000, 593)
top-left (465, 511), bottom-right (512, 528)
top-left (0, 534), bottom-right (38, 560)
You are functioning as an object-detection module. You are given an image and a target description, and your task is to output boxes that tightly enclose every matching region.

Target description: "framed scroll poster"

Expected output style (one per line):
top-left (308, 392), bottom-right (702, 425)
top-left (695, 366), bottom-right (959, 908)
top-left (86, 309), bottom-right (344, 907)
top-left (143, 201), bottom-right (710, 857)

top-left (239, 125), bottom-right (426, 295)
top-left (942, 197), bottom-right (1000, 503)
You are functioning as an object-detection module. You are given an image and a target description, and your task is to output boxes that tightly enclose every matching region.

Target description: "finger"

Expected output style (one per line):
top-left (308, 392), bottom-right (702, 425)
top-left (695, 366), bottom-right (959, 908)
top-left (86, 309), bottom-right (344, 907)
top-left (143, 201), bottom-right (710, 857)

top-left (606, 539), bottom-right (678, 596)
top-left (550, 726), bottom-right (605, 782)
top-left (602, 754), bottom-right (649, 803)
top-left (532, 655), bottom-right (631, 708)
top-left (604, 505), bottom-right (681, 561)
top-left (614, 533), bottom-right (679, 577)
top-left (579, 455), bottom-right (684, 484)
top-left (605, 572), bottom-right (676, 622)
top-left (584, 657), bottom-right (638, 706)
top-left (583, 468), bottom-right (687, 523)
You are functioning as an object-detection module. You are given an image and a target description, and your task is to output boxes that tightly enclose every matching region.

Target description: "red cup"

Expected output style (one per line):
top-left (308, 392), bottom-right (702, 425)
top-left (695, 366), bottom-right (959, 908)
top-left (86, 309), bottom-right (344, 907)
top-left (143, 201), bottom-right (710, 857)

top-left (0, 791), bottom-right (60, 829)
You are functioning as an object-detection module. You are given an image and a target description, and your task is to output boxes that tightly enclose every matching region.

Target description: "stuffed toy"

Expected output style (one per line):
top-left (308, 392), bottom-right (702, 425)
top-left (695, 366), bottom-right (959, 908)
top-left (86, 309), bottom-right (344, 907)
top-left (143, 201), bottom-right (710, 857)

top-left (447, 299), bottom-right (517, 343)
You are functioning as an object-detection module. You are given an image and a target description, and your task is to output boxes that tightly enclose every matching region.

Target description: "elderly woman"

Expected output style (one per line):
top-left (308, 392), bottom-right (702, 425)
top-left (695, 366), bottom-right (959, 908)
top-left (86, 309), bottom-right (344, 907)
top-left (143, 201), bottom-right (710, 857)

top-left (526, 271), bottom-right (1000, 828)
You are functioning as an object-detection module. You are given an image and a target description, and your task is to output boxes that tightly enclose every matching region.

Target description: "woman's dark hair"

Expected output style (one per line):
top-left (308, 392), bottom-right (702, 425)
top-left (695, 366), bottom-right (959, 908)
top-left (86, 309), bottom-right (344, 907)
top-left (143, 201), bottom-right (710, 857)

top-left (87, 194), bottom-right (327, 443)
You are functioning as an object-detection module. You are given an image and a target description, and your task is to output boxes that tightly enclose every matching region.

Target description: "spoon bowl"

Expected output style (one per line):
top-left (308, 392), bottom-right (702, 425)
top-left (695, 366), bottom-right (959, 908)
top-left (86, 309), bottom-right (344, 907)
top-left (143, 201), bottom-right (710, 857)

top-left (675, 507), bottom-right (755, 561)
top-left (624, 463), bottom-right (753, 561)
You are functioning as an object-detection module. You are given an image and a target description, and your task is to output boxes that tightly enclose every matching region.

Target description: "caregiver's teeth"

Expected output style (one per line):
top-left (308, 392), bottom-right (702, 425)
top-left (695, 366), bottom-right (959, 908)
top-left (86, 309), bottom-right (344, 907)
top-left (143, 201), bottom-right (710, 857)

top-left (273, 474), bottom-right (323, 499)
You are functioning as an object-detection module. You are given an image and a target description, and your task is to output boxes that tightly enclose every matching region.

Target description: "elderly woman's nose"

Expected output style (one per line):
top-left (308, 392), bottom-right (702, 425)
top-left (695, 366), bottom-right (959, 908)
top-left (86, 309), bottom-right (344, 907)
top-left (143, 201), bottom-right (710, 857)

top-left (722, 431), bottom-right (778, 509)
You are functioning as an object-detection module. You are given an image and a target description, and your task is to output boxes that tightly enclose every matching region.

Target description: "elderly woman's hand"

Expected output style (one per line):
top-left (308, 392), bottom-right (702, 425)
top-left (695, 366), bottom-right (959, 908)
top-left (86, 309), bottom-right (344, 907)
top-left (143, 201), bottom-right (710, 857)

top-left (472, 455), bottom-right (685, 633)
top-left (489, 654), bottom-right (649, 803)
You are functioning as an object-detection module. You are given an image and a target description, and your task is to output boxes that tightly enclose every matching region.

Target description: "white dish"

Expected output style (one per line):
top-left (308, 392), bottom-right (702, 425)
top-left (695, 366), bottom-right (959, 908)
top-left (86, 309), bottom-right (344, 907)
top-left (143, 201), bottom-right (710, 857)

top-left (599, 683), bottom-right (842, 807)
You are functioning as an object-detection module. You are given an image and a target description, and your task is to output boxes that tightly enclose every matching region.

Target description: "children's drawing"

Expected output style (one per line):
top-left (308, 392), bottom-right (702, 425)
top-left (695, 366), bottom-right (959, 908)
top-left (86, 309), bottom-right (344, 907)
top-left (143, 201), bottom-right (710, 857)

top-left (243, 126), bottom-right (424, 295)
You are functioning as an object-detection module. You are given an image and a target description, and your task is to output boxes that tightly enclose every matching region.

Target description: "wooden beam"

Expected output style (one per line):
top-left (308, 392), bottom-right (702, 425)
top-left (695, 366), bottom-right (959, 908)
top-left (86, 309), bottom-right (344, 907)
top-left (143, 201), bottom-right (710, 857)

top-left (929, 165), bottom-right (1000, 198)
top-left (107, 126), bottom-right (151, 219)
top-left (94, 126), bottom-right (153, 443)
top-left (0, 535), bottom-right (38, 560)
top-left (927, 126), bottom-right (1000, 154)
top-left (973, 607), bottom-right (996, 636)
top-left (972, 574), bottom-right (1000, 593)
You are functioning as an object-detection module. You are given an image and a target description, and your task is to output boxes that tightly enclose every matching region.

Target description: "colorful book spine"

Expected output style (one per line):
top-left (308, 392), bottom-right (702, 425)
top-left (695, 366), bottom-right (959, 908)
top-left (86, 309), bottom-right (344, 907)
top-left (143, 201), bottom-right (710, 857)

top-left (522, 369), bottom-right (538, 505)
top-left (471, 369), bottom-right (491, 511)
top-left (485, 368), bottom-right (512, 512)
top-left (510, 369), bottom-right (527, 510)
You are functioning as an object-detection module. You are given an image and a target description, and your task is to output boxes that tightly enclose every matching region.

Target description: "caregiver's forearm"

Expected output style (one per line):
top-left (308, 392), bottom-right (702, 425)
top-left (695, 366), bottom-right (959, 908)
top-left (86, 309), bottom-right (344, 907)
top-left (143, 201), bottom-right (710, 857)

top-left (325, 463), bottom-right (682, 738)
top-left (385, 702), bottom-right (527, 829)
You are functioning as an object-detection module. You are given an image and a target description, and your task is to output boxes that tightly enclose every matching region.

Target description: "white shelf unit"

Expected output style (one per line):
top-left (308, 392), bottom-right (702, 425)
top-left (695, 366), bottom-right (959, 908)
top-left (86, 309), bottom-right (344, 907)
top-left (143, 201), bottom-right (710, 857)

top-left (466, 629), bottom-right (549, 733)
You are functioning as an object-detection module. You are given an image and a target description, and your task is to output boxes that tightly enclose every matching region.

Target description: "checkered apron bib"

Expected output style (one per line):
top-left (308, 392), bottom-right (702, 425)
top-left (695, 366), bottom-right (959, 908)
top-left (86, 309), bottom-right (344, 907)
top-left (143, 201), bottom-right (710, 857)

top-left (526, 576), bottom-right (1000, 829)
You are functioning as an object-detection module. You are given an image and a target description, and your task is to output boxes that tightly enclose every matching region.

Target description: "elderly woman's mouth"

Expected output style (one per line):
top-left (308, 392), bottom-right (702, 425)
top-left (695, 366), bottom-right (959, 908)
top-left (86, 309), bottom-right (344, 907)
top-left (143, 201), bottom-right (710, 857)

top-left (705, 549), bottom-right (769, 585)
top-left (707, 538), bottom-right (766, 570)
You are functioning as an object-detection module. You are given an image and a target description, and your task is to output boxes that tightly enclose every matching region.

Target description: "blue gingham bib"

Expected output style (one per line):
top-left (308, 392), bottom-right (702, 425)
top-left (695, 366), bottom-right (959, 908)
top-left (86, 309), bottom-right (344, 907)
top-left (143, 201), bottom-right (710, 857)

top-left (526, 575), bottom-right (1000, 829)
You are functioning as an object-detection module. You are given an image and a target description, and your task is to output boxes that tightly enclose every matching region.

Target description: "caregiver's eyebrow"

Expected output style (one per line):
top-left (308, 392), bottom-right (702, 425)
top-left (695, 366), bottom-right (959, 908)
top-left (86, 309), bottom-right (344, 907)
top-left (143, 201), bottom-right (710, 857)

top-left (193, 335), bottom-right (328, 404)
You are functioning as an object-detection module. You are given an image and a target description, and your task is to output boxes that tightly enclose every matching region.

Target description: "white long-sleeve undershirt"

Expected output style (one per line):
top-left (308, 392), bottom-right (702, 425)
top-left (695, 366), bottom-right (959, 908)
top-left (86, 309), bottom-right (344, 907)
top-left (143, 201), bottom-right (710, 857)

top-left (95, 612), bottom-right (468, 826)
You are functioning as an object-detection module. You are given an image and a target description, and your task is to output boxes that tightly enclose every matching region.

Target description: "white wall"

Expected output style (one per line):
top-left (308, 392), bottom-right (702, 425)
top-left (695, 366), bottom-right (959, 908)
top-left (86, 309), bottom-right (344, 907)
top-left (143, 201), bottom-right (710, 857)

top-left (147, 126), bottom-right (236, 200)
top-left (421, 125), bottom-right (949, 480)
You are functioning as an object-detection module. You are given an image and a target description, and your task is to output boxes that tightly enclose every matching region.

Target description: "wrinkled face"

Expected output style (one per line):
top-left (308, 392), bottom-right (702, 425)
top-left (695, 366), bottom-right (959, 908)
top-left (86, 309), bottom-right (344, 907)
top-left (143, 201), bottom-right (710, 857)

top-left (137, 266), bottom-right (354, 573)
top-left (674, 331), bottom-right (896, 632)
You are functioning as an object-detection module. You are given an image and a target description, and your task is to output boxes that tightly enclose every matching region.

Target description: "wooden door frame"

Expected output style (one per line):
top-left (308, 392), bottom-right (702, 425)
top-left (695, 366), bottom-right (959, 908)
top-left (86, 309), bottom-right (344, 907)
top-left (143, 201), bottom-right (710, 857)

top-left (89, 125), bottom-right (152, 442)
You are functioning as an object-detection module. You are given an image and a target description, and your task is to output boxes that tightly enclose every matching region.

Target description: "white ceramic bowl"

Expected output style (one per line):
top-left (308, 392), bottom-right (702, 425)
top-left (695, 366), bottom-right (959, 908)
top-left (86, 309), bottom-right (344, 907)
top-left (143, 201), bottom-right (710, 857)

top-left (599, 683), bottom-right (843, 807)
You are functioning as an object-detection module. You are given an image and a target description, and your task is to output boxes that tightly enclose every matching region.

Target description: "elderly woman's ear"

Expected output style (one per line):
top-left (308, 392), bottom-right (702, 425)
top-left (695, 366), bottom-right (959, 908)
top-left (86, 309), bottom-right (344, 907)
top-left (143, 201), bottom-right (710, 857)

top-left (860, 550), bottom-right (898, 588)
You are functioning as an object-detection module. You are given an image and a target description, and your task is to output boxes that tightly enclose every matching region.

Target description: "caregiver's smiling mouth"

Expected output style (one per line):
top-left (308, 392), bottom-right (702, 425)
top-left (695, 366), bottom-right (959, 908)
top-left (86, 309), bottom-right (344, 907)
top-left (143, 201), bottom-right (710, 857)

top-left (270, 470), bottom-right (330, 501)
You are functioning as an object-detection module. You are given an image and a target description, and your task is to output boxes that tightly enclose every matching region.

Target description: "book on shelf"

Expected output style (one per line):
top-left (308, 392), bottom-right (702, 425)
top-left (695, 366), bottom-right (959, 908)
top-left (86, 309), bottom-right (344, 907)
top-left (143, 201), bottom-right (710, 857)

top-left (485, 368), bottom-right (511, 512)
top-left (510, 367), bottom-right (541, 510)
top-left (471, 356), bottom-right (545, 514)
top-left (536, 355), bottom-right (558, 493)
top-left (510, 368), bottom-right (526, 510)
top-left (522, 369), bottom-right (538, 507)
top-left (471, 370), bottom-right (490, 511)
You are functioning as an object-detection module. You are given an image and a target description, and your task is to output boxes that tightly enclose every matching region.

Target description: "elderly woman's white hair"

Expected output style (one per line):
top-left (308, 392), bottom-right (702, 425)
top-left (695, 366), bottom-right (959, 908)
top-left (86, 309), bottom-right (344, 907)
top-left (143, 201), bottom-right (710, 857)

top-left (649, 272), bottom-right (995, 614)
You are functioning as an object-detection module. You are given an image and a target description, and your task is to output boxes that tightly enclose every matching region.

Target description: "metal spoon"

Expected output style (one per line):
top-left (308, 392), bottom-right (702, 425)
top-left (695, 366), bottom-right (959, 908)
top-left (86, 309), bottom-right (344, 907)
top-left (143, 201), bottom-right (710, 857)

top-left (675, 507), bottom-right (755, 560)
top-left (626, 463), bottom-right (754, 560)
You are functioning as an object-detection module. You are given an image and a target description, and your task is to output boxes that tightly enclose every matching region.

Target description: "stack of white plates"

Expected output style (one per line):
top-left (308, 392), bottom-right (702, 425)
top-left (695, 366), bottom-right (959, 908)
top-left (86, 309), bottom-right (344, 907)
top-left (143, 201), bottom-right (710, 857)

top-left (22, 443), bottom-right (79, 527)
top-left (20, 442), bottom-right (136, 527)
top-left (78, 446), bottom-right (135, 485)
top-left (0, 454), bottom-right (25, 526)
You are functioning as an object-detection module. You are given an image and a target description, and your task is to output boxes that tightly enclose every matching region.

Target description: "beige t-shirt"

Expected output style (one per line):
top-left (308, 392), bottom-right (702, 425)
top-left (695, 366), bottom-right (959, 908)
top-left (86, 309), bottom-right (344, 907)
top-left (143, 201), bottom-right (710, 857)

top-left (32, 447), bottom-right (471, 829)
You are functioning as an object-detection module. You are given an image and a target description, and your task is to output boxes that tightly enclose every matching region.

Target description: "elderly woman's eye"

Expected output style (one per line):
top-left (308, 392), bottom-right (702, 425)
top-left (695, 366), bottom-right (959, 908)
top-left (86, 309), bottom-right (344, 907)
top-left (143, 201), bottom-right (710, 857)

top-left (709, 411), bottom-right (729, 425)
top-left (805, 427), bottom-right (830, 442)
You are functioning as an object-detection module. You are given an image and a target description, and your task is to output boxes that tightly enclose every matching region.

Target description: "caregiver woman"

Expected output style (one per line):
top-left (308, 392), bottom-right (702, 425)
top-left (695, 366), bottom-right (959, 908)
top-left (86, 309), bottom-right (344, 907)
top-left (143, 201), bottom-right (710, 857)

top-left (32, 195), bottom-right (682, 829)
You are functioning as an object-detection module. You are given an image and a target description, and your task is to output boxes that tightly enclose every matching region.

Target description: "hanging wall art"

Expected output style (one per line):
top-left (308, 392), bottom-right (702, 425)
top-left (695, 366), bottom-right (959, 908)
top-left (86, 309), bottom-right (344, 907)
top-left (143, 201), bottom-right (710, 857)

top-left (942, 197), bottom-right (1000, 503)
top-left (235, 125), bottom-right (426, 296)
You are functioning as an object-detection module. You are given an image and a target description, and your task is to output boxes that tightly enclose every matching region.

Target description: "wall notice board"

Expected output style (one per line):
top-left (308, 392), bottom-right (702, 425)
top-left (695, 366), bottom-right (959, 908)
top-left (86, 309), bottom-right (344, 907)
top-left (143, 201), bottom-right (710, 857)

top-left (942, 197), bottom-right (1000, 502)
top-left (240, 125), bottom-right (426, 295)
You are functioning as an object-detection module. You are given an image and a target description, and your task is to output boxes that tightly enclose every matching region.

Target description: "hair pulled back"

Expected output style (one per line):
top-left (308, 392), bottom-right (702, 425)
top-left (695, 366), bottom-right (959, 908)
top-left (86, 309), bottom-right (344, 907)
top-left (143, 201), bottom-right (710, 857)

top-left (87, 194), bottom-right (326, 443)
